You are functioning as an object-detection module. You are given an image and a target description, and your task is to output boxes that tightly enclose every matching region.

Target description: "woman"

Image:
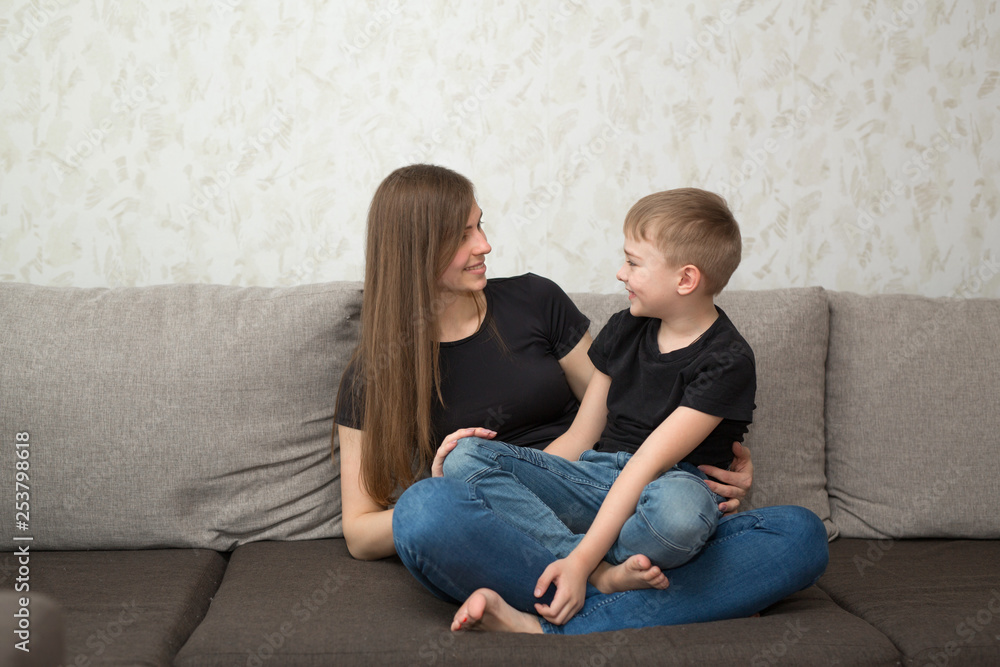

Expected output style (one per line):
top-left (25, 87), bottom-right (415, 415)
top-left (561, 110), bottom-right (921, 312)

top-left (335, 164), bottom-right (827, 633)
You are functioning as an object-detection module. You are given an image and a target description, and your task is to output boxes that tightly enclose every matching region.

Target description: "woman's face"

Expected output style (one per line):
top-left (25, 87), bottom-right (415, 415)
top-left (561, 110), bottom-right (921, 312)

top-left (438, 203), bottom-right (491, 295)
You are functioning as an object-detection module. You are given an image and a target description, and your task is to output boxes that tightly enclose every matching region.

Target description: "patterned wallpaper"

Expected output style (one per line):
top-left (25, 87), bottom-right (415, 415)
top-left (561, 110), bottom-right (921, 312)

top-left (1, 0), bottom-right (998, 298)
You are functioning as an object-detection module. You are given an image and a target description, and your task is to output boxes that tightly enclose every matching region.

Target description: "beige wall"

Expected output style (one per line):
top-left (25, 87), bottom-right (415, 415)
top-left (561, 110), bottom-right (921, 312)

top-left (2, 0), bottom-right (998, 297)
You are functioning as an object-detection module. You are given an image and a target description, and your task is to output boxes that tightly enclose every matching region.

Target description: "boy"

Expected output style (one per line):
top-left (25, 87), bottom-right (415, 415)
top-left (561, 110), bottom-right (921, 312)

top-left (445, 188), bottom-right (756, 628)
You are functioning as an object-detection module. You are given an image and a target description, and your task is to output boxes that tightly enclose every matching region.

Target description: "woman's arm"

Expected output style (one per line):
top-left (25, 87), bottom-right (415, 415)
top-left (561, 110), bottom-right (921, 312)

top-left (338, 425), bottom-right (396, 560)
top-left (340, 423), bottom-right (502, 560)
top-left (557, 332), bottom-right (595, 403)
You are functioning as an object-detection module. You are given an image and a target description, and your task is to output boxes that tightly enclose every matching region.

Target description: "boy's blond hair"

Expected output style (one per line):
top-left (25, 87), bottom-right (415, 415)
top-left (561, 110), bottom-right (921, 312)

top-left (623, 188), bottom-right (742, 295)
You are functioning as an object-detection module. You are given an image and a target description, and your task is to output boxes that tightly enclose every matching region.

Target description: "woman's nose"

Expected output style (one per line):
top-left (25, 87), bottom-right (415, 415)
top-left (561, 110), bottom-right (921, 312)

top-left (477, 232), bottom-right (492, 255)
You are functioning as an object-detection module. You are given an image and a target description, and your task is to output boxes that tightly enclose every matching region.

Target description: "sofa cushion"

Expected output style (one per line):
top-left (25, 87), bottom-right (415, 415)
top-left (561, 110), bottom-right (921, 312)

top-left (0, 590), bottom-right (64, 667)
top-left (0, 549), bottom-right (226, 666)
top-left (825, 292), bottom-right (1000, 539)
top-left (572, 287), bottom-right (835, 538)
top-left (0, 281), bottom-right (361, 550)
top-left (818, 538), bottom-right (1000, 665)
top-left (175, 539), bottom-right (899, 666)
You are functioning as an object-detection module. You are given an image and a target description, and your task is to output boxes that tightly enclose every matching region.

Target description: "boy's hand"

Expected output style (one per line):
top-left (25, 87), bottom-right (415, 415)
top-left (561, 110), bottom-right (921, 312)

top-left (698, 441), bottom-right (753, 515)
top-left (533, 555), bottom-right (591, 625)
top-left (431, 427), bottom-right (496, 477)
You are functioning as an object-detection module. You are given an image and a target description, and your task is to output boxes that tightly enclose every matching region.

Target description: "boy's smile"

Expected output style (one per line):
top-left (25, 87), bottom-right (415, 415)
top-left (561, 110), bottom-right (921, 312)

top-left (616, 236), bottom-right (681, 319)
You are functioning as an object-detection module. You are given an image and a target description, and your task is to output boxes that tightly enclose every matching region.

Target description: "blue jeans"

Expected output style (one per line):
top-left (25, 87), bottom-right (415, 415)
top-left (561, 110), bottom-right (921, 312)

top-left (442, 437), bottom-right (723, 570)
top-left (393, 466), bottom-right (829, 635)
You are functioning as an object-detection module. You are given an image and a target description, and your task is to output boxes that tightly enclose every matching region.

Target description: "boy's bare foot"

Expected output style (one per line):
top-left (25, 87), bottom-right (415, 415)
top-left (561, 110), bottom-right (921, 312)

top-left (589, 554), bottom-right (669, 594)
top-left (452, 589), bottom-right (543, 634)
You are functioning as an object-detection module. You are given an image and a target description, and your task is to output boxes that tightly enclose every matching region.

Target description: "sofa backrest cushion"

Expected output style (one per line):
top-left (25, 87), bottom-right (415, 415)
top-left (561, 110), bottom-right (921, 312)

top-left (570, 287), bottom-right (836, 539)
top-left (0, 282), bottom-right (361, 551)
top-left (825, 291), bottom-right (1000, 539)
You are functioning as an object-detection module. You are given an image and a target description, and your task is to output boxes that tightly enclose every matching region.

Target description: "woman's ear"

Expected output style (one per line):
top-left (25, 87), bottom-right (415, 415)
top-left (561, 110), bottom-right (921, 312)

top-left (676, 265), bottom-right (702, 295)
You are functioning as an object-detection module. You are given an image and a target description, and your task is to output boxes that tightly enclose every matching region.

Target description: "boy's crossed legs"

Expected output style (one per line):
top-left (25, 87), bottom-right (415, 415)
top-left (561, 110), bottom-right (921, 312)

top-left (442, 437), bottom-right (723, 595)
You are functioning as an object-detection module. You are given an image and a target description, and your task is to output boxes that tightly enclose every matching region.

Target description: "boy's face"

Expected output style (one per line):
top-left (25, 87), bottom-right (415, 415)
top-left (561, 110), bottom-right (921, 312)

top-left (616, 234), bottom-right (682, 319)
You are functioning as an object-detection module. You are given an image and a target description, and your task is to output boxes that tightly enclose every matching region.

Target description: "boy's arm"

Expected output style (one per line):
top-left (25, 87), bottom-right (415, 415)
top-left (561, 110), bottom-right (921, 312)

top-left (576, 405), bottom-right (722, 559)
top-left (543, 370), bottom-right (611, 461)
top-left (534, 407), bottom-right (722, 625)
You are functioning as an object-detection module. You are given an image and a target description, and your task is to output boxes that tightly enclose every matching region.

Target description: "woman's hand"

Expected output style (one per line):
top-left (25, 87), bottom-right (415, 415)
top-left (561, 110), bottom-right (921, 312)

top-left (698, 441), bottom-right (753, 515)
top-left (431, 427), bottom-right (497, 477)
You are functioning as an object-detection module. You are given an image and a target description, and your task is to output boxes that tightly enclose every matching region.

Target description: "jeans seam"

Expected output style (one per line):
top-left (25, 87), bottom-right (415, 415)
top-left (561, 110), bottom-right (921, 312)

top-left (482, 481), bottom-right (580, 560)
top-left (634, 503), bottom-right (714, 554)
top-left (539, 589), bottom-right (633, 634)
top-left (566, 590), bottom-right (632, 621)
top-left (464, 479), bottom-right (563, 566)
top-left (468, 442), bottom-right (614, 491)
top-left (395, 541), bottom-right (459, 604)
top-left (702, 511), bottom-right (765, 550)
top-left (632, 475), bottom-right (718, 553)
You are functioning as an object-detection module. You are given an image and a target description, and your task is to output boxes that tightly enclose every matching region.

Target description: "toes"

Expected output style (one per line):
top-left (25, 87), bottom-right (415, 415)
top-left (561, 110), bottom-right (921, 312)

top-left (453, 591), bottom-right (488, 632)
top-left (469, 590), bottom-right (488, 620)
top-left (631, 554), bottom-right (652, 571)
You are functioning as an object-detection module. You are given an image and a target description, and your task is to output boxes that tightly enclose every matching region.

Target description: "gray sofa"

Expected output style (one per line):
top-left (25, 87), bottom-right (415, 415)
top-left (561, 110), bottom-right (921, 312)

top-left (1, 280), bottom-right (998, 666)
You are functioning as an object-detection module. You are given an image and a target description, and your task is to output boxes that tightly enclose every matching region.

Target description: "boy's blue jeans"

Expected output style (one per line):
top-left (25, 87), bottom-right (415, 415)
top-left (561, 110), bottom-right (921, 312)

top-left (394, 439), bottom-right (830, 634)
top-left (441, 437), bottom-right (723, 569)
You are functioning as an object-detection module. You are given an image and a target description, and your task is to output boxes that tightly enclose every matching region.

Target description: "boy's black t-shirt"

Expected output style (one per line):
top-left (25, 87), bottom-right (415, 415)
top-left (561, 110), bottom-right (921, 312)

top-left (336, 273), bottom-right (590, 450)
top-left (587, 307), bottom-right (756, 470)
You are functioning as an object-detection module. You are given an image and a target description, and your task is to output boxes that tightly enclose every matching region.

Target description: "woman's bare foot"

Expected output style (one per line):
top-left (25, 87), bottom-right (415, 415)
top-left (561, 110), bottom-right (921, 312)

top-left (452, 589), bottom-right (543, 634)
top-left (589, 554), bottom-right (669, 594)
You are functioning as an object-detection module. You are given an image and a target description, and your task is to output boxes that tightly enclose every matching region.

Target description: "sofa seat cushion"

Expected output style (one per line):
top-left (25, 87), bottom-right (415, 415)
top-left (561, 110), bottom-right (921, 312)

top-left (1, 549), bottom-right (226, 666)
top-left (817, 538), bottom-right (1000, 665)
top-left (572, 287), bottom-right (835, 538)
top-left (0, 590), bottom-right (64, 667)
top-left (825, 292), bottom-right (1000, 539)
top-left (175, 539), bottom-right (899, 666)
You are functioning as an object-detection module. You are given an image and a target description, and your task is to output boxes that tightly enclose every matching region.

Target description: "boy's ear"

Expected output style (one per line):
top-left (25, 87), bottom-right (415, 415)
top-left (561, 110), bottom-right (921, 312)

top-left (676, 265), bottom-right (701, 295)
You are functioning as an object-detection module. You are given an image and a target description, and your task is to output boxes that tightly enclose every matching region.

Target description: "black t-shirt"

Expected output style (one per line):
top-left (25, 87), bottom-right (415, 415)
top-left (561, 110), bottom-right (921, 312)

top-left (336, 273), bottom-right (590, 450)
top-left (587, 307), bottom-right (756, 470)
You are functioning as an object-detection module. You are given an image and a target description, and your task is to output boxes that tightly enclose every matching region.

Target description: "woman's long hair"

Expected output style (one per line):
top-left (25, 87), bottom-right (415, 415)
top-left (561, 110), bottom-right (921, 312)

top-left (342, 164), bottom-right (476, 507)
